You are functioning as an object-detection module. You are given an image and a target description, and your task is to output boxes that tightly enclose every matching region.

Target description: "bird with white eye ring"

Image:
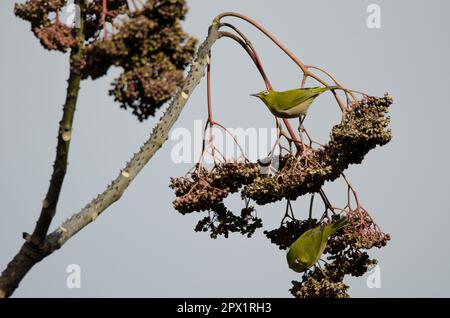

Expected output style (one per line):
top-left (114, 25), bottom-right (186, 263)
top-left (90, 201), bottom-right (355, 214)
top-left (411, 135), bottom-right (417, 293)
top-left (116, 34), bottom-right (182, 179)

top-left (250, 86), bottom-right (339, 127)
top-left (286, 216), bottom-right (349, 273)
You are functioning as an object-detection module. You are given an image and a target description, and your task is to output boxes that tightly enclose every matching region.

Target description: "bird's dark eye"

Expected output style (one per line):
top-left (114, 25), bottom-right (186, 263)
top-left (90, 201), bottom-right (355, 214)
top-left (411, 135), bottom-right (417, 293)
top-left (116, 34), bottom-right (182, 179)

top-left (295, 258), bottom-right (300, 264)
top-left (263, 90), bottom-right (269, 96)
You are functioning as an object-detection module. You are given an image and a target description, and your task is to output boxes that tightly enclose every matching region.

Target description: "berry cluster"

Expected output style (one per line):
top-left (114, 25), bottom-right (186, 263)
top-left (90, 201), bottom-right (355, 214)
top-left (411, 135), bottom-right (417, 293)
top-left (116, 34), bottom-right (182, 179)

top-left (290, 267), bottom-right (350, 298)
top-left (170, 161), bottom-right (259, 214)
top-left (194, 203), bottom-right (262, 239)
top-left (86, 1), bottom-right (197, 120)
top-left (327, 208), bottom-right (391, 251)
top-left (324, 94), bottom-right (393, 168)
top-left (15, 0), bottom-right (74, 51)
top-left (15, 0), bottom-right (197, 121)
top-left (242, 153), bottom-right (333, 205)
top-left (170, 161), bottom-right (261, 237)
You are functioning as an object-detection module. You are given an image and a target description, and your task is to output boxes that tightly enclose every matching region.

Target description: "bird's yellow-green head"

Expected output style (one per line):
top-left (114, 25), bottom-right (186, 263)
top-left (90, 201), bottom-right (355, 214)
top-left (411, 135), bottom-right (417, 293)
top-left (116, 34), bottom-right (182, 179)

top-left (250, 89), bottom-right (276, 107)
top-left (286, 251), bottom-right (311, 273)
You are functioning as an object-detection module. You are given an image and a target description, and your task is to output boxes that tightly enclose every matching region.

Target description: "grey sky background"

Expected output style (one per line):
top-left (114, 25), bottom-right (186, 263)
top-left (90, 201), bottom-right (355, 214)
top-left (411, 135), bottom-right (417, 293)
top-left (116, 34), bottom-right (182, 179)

top-left (1, 0), bottom-right (449, 297)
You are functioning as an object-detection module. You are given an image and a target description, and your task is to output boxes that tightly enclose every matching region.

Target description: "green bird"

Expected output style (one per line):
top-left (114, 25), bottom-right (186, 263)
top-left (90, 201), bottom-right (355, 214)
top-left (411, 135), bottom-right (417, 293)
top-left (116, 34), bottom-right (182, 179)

top-left (286, 217), bottom-right (349, 273)
top-left (250, 86), bottom-right (338, 122)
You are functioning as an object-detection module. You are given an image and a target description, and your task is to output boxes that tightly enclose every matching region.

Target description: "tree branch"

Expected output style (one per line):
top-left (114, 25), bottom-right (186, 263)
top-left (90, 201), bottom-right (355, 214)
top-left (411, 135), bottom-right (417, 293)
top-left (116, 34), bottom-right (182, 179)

top-left (0, 17), bottom-right (221, 298)
top-left (30, 36), bottom-right (84, 246)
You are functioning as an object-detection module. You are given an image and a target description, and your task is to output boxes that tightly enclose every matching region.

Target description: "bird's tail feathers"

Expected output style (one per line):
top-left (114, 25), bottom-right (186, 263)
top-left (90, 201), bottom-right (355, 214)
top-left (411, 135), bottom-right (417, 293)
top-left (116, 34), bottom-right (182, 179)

top-left (313, 86), bottom-right (340, 93)
top-left (325, 85), bottom-right (339, 91)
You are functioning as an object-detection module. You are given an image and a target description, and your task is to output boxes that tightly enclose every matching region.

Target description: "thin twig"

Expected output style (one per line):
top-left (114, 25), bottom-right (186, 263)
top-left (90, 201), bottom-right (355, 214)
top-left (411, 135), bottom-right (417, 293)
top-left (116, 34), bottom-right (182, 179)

top-left (308, 194), bottom-right (315, 220)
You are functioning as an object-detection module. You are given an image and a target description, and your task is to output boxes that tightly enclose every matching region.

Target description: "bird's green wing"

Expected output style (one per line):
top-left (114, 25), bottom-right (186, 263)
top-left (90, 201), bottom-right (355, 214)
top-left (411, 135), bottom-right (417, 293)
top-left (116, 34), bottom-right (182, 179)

top-left (292, 86), bottom-right (338, 104)
top-left (273, 89), bottom-right (317, 111)
top-left (294, 226), bottom-right (325, 267)
top-left (323, 216), bottom-right (349, 239)
top-left (274, 87), bottom-right (337, 111)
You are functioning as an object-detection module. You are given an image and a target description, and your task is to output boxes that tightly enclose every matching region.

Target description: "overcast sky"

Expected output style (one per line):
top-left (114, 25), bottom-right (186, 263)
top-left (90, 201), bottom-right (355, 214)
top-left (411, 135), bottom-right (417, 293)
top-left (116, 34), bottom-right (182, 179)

top-left (1, 0), bottom-right (450, 297)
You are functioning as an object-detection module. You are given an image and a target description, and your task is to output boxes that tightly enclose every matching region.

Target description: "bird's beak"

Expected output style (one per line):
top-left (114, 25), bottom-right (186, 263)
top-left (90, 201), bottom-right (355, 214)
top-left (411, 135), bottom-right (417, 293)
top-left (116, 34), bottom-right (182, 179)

top-left (250, 93), bottom-right (259, 97)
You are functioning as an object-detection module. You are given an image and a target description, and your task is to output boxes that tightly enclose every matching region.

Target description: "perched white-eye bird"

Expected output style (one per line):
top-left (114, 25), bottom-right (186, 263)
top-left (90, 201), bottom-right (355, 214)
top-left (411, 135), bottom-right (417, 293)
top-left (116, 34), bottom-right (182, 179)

top-left (251, 86), bottom-right (338, 120)
top-left (286, 217), bottom-right (349, 273)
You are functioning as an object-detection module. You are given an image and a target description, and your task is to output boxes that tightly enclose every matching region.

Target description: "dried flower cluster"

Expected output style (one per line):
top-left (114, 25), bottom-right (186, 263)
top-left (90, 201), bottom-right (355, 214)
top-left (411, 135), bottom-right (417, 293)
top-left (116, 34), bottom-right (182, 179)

top-left (194, 203), bottom-right (262, 239)
top-left (326, 94), bottom-right (393, 167)
top-left (169, 161), bottom-right (261, 238)
top-left (15, 0), bottom-right (74, 51)
top-left (15, 0), bottom-right (197, 120)
top-left (170, 161), bottom-right (259, 214)
top-left (335, 207), bottom-right (391, 250)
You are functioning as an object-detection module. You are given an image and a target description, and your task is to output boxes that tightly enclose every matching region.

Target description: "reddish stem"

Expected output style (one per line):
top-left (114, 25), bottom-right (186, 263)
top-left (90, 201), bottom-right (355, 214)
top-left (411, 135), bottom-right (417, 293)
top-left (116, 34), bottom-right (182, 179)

top-left (218, 28), bottom-right (302, 152)
top-left (102, 0), bottom-right (108, 40)
top-left (55, 11), bottom-right (61, 26)
top-left (217, 12), bottom-right (348, 112)
top-left (130, 0), bottom-right (138, 10)
top-left (219, 31), bottom-right (272, 91)
top-left (206, 54), bottom-right (213, 123)
top-left (342, 173), bottom-right (361, 210)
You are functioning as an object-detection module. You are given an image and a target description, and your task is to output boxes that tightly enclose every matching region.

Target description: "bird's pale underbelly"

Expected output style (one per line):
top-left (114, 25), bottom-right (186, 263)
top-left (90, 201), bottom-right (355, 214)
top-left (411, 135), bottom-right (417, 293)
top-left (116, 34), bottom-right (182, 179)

top-left (269, 99), bottom-right (315, 118)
